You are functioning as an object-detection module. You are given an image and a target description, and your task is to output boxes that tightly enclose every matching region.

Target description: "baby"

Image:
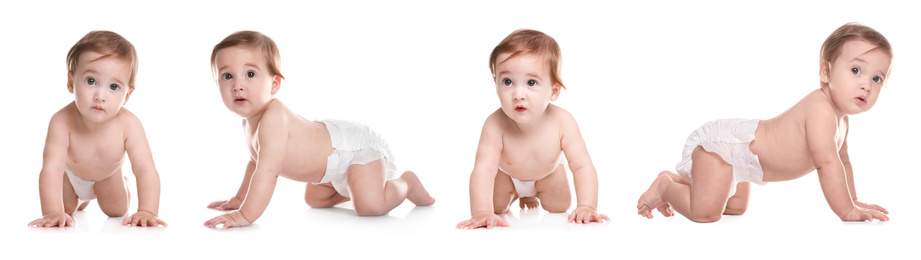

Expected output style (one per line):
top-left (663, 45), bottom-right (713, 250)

top-left (456, 29), bottom-right (609, 229)
top-left (637, 23), bottom-right (892, 222)
top-left (204, 31), bottom-right (435, 229)
top-left (28, 31), bottom-right (167, 227)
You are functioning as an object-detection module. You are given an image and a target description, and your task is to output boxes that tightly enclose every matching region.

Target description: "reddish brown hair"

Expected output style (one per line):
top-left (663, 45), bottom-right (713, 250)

top-left (211, 31), bottom-right (284, 80)
top-left (820, 23), bottom-right (892, 87)
top-left (66, 31), bottom-right (138, 90)
top-left (489, 29), bottom-right (564, 89)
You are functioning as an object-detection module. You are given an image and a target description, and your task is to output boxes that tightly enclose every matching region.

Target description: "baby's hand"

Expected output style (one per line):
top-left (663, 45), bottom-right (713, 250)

top-left (842, 206), bottom-right (889, 222)
top-left (207, 196), bottom-right (243, 211)
top-left (568, 205), bottom-right (610, 224)
top-left (204, 211), bottom-right (252, 229)
top-left (123, 211), bottom-right (167, 227)
top-left (854, 200), bottom-right (888, 214)
top-left (28, 212), bottom-right (73, 228)
top-left (456, 212), bottom-right (509, 229)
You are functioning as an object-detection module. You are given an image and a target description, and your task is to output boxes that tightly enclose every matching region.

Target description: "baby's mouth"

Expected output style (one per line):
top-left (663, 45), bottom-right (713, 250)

top-left (515, 105), bottom-right (526, 113)
top-left (92, 105), bottom-right (104, 111)
top-left (234, 98), bottom-right (247, 105)
top-left (855, 96), bottom-right (867, 105)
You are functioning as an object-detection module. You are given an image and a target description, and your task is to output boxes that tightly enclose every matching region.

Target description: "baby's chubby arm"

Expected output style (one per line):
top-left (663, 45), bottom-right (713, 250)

top-left (207, 160), bottom-right (256, 211)
top-left (205, 113), bottom-right (287, 229)
top-left (29, 115), bottom-right (73, 227)
top-left (838, 123), bottom-right (888, 215)
top-left (457, 115), bottom-right (508, 229)
top-left (807, 106), bottom-right (887, 222)
top-left (121, 114), bottom-right (167, 227)
top-left (559, 111), bottom-right (608, 224)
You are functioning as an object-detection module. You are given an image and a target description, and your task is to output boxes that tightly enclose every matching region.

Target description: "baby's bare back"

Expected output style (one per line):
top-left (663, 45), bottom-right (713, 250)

top-left (752, 90), bottom-right (846, 182)
top-left (248, 100), bottom-right (333, 183)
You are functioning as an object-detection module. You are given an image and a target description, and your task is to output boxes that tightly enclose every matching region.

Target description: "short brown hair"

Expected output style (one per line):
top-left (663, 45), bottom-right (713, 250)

top-left (211, 31), bottom-right (284, 80)
top-left (819, 23), bottom-right (892, 87)
top-left (66, 31), bottom-right (138, 90)
top-left (489, 29), bottom-right (564, 89)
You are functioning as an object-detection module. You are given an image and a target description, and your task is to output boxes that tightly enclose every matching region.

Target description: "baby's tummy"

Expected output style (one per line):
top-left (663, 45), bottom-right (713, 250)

top-left (64, 164), bottom-right (121, 182)
top-left (756, 152), bottom-right (816, 183)
top-left (497, 162), bottom-right (561, 181)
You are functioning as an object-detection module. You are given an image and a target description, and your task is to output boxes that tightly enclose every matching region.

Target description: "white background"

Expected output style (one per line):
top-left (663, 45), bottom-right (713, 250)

top-left (1, 0), bottom-right (918, 258)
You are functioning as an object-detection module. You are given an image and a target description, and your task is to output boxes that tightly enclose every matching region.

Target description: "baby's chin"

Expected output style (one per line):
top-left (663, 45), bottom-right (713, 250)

top-left (77, 107), bottom-right (121, 123)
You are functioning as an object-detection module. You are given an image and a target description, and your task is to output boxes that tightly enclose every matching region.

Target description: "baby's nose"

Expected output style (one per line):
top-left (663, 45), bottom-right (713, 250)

top-left (94, 89), bottom-right (106, 102)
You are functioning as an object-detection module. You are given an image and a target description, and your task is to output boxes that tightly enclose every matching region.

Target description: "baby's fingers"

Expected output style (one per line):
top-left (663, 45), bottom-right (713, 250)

top-left (207, 200), bottom-right (228, 209)
top-left (597, 213), bottom-right (610, 223)
top-left (870, 204), bottom-right (889, 214)
top-left (868, 210), bottom-right (889, 222)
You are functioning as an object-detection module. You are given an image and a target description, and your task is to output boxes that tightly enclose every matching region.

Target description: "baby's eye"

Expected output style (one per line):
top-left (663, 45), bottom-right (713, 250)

top-left (503, 78), bottom-right (512, 86)
top-left (851, 67), bottom-right (861, 75)
top-left (527, 80), bottom-right (537, 87)
top-left (246, 71), bottom-right (256, 78)
top-left (109, 84), bottom-right (119, 91)
top-left (872, 75), bottom-right (882, 83)
top-left (222, 73), bottom-right (233, 80)
top-left (85, 77), bottom-right (96, 85)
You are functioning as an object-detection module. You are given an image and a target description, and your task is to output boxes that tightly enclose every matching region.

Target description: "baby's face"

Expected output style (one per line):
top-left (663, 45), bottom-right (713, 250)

top-left (68, 51), bottom-right (132, 123)
top-left (823, 40), bottom-right (892, 115)
top-left (494, 53), bottom-right (560, 124)
top-left (213, 46), bottom-right (279, 118)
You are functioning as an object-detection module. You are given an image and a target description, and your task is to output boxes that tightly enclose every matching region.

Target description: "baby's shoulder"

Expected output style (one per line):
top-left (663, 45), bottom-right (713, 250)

top-left (545, 104), bottom-right (579, 128)
top-left (798, 90), bottom-right (838, 119)
top-left (113, 107), bottom-right (143, 128)
top-left (255, 99), bottom-right (296, 133)
top-left (48, 103), bottom-right (77, 132)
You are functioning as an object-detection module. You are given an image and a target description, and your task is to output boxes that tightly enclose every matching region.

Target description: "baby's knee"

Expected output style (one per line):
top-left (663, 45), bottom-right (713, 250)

top-left (689, 212), bottom-right (722, 223)
top-left (354, 205), bottom-right (388, 216)
top-left (493, 204), bottom-right (510, 214)
top-left (723, 207), bottom-right (746, 216)
top-left (305, 197), bottom-right (334, 208)
top-left (101, 205), bottom-right (128, 218)
top-left (541, 201), bottom-right (570, 213)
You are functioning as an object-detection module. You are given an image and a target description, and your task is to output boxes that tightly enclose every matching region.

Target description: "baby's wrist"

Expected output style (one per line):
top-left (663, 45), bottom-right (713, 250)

top-left (136, 209), bottom-right (158, 217)
top-left (42, 211), bottom-right (66, 217)
top-left (576, 205), bottom-right (597, 211)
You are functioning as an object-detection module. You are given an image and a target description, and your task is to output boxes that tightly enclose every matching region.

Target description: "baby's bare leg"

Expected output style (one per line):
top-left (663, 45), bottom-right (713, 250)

top-left (493, 170), bottom-right (518, 214)
top-left (637, 171), bottom-right (678, 218)
top-left (535, 164), bottom-right (571, 213)
top-left (61, 173), bottom-right (81, 215)
top-left (304, 183), bottom-right (348, 208)
top-left (662, 147), bottom-right (735, 223)
top-left (94, 170), bottom-right (129, 218)
top-left (347, 159), bottom-right (434, 216)
top-left (723, 182), bottom-right (750, 215)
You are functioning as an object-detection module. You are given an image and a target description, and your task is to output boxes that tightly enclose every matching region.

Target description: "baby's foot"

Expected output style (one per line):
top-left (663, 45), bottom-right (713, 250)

top-left (401, 171), bottom-right (435, 206)
top-left (637, 172), bottom-right (673, 219)
top-left (77, 200), bottom-right (90, 211)
top-left (519, 196), bottom-right (539, 209)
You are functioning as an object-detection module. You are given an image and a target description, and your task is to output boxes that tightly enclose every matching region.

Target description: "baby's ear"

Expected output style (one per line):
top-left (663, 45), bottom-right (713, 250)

top-left (271, 75), bottom-right (281, 95)
top-left (67, 73), bottom-right (75, 93)
top-left (123, 87), bottom-right (134, 105)
top-left (550, 83), bottom-right (562, 101)
top-left (819, 61), bottom-right (831, 84)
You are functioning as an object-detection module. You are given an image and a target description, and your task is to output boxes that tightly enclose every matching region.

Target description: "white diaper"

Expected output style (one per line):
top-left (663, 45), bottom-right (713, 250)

top-left (313, 119), bottom-right (398, 198)
top-left (65, 169), bottom-right (97, 200)
top-left (498, 156), bottom-right (565, 198)
top-left (676, 118), bottom-right (764, 195)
